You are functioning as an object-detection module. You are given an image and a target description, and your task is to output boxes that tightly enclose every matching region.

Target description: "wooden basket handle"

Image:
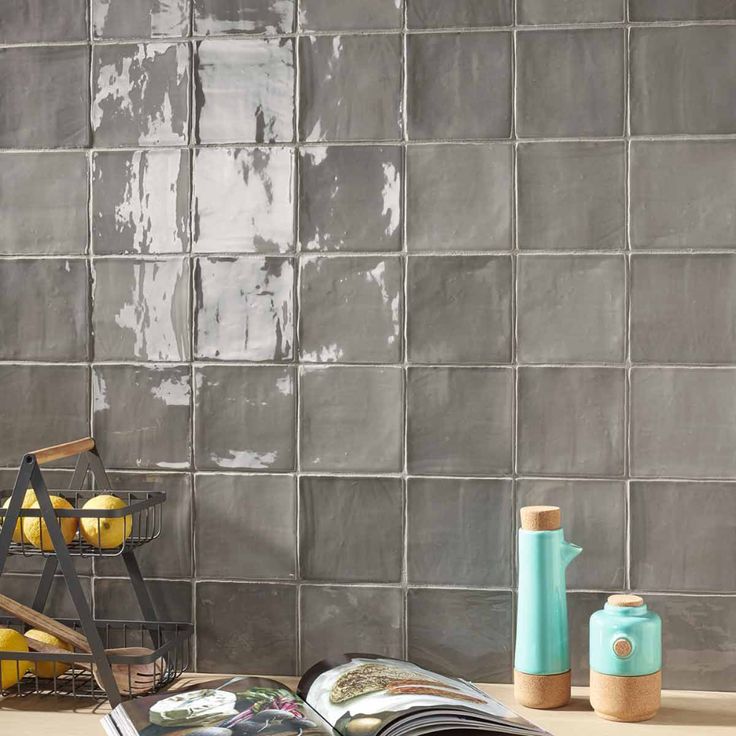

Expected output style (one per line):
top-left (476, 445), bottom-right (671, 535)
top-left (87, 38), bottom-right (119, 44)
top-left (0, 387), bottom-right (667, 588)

top-left (29, 437), bottom-right (95, 466)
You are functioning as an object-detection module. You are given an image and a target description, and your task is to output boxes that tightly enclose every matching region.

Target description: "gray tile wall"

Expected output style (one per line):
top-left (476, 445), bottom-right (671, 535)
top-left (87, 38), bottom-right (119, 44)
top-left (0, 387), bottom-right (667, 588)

top-left (0, 0), bottom-right (735, 691)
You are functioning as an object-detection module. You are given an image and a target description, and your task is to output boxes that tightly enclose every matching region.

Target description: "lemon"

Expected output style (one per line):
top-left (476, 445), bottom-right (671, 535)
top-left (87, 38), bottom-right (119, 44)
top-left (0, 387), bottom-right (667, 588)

top-left (25, 629), bottom-right (71, 679)
top-left (80, 495), bottom-right (132, 549)
top-left (0, 628), bottom-right (30, 689)
top-left (22, 495), bottom-right (78, 551)
top-left (1, 489), bottom-right (37, 543)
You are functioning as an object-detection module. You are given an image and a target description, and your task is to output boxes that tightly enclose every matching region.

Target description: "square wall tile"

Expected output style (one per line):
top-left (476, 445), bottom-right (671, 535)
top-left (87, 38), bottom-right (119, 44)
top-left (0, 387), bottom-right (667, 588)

top-left (568, 592), bottom-right (609, 685)
top-left (195, 39), bottom-right (294, 143)
top-left (517, 29), bottom-right (624, 138)
top-left (299, 146), bottom-right (401, 252)
top-left (193, 147), bottom-right (294, 254)
top-left (301, 585), bottom-right (403, 669)
top-left (92, 43), bottom-right (189, 146)
top-left (1, 575), bottom-right (91, 620)
top-left (516, 480), bottom-right (625, 590)
top-left (0, 46), bottom-right (89, 148)
top-left (299, 477), bottom-right (402, 582)
top-left (92, 258), bottom-right (190, 361)
top-left (407, 368), bottom-right (513, 475)
top-left (407, 0), bottom-right (512, 28)
top-left (517, 255), bottom-right (625, 363)
top-left (92, 150), bottom-right (189, 255)
top-left (299, 35), bottom-right (402, 142)
top-left (407, 478), bottom-right (512, 586)
top-left (518, 368), bottom-right (625, 476)
top-left (631, 482), bottom-right (736, 593)
top-left (0, 153), bottom-right (87, 255)
top-left (631, 368), bottom-right (736, 479)
top-left (631, 0), bottom-right (736, 21)
top-left (406, 144), bottom-right (512, 252)
top-left (93, 0), bottom-right (190, 37)
top-left (0, 0), bottom-right (87, 42)
top-left (0, 366), bottom-right (89, 466)
top-left (96, 578), bottom-right (192, 623)
top-left (195, 474), bottom-right (296, 579)
top-left (194, 256), bottom-right (294, 361)
top-left (194, 0), bottom-right (294, 34)
top-left (631, 26), bottom-right (736, 135)
top-left (300, 256), bottom-right (401, 363)
top-left (518, 0), bottom-right (623, 23)
top-left (630, 141), bottom-right (736, 250)
top-left (194, 366), bottom-right (295, 471)
top-left (407, 32), bottom-right (511, 140)
top-left (0, 259), bottom-right (88, 361)
top-left (407, 256), bottom-right (512, 364)
top-left (300, 0), bottom-right (401, 30)
top-left (93, 365), bottom-right (191, 469)
top-left (631, 255), bottom-right (736, 364)
top-left (517, 142), bottom-right (625, 251)
top-left (408, 589), bottom-right (512, 682)
top-left (196, 582), bottom-right (296, 673)
top-left (300, 367), bottom-right (402, 472)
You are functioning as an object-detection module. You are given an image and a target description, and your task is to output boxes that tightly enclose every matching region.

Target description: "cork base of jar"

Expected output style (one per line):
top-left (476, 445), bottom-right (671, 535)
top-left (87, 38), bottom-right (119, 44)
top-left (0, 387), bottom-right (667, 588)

top-left (590, 669), bottom-right (661, 722)
top-left (514, 669), bottom-right (571, 709)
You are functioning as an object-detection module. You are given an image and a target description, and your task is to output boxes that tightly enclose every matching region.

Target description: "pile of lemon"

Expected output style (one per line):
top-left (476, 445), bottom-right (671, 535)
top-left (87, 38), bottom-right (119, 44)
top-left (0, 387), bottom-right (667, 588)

top-left (0, 628), bottom-right (74, 687)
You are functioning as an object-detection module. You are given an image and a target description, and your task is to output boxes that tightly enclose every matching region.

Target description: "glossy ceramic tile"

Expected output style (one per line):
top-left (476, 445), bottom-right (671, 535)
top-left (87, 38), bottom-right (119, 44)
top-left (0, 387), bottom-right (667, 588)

top-left (300, 367), bottom-right (402, 472)
top-left (631, 26), bottom-right (736, 135)
top-left (92, 149), bottom-right (190, 255)
top-left (95, 578), bottom-right (192, 623)
top-left (407, 256), bottom-right (512, 363)
top-left (0, 366), bottom-right (89, 467)
top-left (406, 144), bottom-right (512, 252)
top-left (194, 0), bottom-right (294, 34)
top-left (299, 146), bottom-right (401, 252)
top-left (567, 592), bottom-right (608, 685)
top-left (516, 480), bottom-right (626, 590)
top-left (0, 0), bottom-right (87, 42)
top-left (516, 29), bottom-right (625, 138)
top-left (631, 368), bottom-right (736, 479)
top-left (630, 141), bottom-right (736, 249)
top-left (0, 46), bottom-right (89, 148)
top-left (407, 478), bottom-right (512, 586)
top-left (193, 147), bottom-right (294, 253)
top-left (195, 474), bottom-right (296, 579)
top-left (0, 259), bottom-right (88, 361)
top-left (92, 0), bottom-right (190, 38)
top-left (407, 0), bottom-right (512, 28)
top-left (518, 368), bottom-right (625, 476)
top-left (194, 256), bottom-right (294, 360)
top-left (194, 366), bottom-right (295, 471)
top-left (407, 589), bottom-right (513, 682)
top-left (518, 0), bottom-right (623, 23)
top-left (92, 43), bottom-right (190, 146)
top-left (0, 575), bottom-right (92, 620)
top-left (631, 255), bottom-right (736, 363)
top-left (517, 142), bottom-right (625, 251)
top-left (92, 258), bottom-right (190, 361)
top-left (300, 0), bottom-right (401, 30)
top-left (299, 35), bottom-right (402, 142)
top-left (630, 0), bottom-right (736, 21)
top-left (300, 585), bottom-right (403, 668)
top-left (407, 368), bottom-right (513, 474)
top-left (299, 256), bottom-right (402, 363)
top-left (92, 365), bottom-right (192, 469)
top-left (517, 255), bottom-right (626, 363)
top-left (407, 32), bottom-right (511, 140)
top-left (299, 477), bottom-right (402, 582)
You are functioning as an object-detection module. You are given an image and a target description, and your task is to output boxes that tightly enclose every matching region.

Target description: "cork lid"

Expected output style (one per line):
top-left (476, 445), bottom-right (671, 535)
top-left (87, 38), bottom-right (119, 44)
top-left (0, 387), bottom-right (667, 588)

top-left (520, 505), bottom-right (561, 531)
top-left (607, 594), bottom-right (644, 608)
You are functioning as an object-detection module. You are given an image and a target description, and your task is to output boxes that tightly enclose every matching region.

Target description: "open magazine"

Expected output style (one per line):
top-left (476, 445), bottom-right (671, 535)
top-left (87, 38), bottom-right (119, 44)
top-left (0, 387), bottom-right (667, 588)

top-left (101, 654), bottom-right (550, 736)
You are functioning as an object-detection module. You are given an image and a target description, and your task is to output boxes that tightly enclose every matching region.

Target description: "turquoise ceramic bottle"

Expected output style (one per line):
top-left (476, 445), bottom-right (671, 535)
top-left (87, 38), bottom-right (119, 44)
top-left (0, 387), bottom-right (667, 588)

top-left (514, 506), bottom-right (582, 709)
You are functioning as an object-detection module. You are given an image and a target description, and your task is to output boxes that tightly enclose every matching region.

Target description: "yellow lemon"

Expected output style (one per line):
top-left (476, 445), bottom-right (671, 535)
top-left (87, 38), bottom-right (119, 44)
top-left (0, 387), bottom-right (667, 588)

top-left (1, 489), bottom-right (37, 543)
top-left (24, 629), bottom-right (71, 679)
top-left (80, 495), bottom-right (132, 549)
top-left (22, 495), bottom-right (78, 551)
top-left (0, 628), bottom-right (30, 689)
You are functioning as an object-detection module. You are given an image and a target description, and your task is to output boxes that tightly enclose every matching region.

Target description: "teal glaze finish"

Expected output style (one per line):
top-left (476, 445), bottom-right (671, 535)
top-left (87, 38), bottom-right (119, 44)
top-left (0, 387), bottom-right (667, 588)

top-left (590, 602), bottom-right (661, 676)
top-left (514, 529), bottom-right (582, 675)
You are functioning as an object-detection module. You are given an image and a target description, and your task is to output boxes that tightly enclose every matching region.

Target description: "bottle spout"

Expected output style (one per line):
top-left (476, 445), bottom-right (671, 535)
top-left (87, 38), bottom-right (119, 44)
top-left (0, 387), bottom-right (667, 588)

top-left (561, 540), bottom-right (582, 568)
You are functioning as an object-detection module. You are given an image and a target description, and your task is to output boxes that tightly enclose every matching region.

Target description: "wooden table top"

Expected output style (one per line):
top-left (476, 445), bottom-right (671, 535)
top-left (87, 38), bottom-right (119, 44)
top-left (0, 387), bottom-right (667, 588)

top-left (0, 675), bottom-right (734, 735)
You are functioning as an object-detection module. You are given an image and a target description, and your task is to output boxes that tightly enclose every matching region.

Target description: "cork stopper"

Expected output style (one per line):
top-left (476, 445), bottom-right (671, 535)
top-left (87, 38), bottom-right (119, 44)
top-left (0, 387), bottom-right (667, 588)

top-left (607, 594), bottom-right (644, 608)
top-left (520, 505), bottom-right (561, 531)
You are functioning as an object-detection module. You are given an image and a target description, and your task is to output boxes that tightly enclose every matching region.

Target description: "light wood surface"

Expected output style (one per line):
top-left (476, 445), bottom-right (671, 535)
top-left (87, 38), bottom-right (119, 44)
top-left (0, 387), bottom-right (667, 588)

top-left (31, 437), bottom-right (95, 465)
top-left (0, 675), bottom-right (734, 735)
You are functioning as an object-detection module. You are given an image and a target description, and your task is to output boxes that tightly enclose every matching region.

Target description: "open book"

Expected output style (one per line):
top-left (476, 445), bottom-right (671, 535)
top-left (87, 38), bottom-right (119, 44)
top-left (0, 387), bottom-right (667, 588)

top-left (101, 654), bottom-right (549, 736)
